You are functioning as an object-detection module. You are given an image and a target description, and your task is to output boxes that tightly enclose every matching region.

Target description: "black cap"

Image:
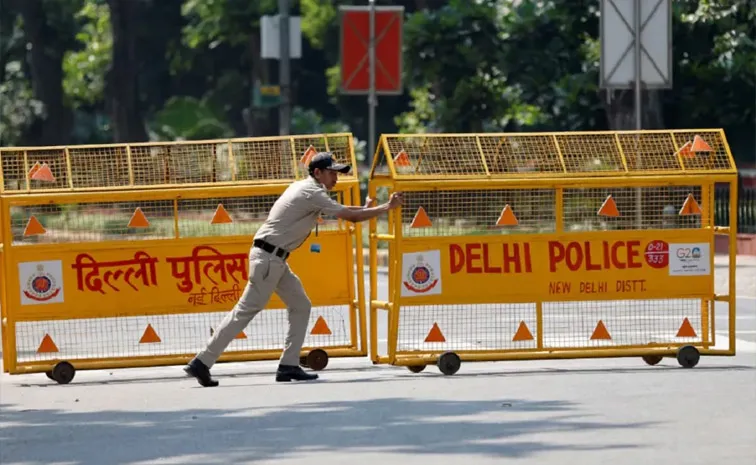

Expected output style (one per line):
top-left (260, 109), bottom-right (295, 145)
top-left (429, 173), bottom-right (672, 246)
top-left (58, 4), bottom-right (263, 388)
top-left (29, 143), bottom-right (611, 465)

top-left (308, 151), bottom-right (351, 175)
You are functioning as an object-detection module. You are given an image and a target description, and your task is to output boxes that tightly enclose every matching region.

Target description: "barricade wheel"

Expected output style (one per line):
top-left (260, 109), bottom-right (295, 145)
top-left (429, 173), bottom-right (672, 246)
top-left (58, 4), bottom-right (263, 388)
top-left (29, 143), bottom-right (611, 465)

top-left (642, 355), bottom-right (663, 366)
top-left (676, 345), bottom-right (700, 368)
top-left (45, 371), bottom-right (54, 380)
top-left (299, 356), bottom-right (309, 368)
top-left (407, 365), bottom-right (426, 373)
top-left (437, 352), bottom-right (461, 376)
top-left (51, 361), bottom-right (75, 384)
top-left (306, 349), bottom-right (328, 371)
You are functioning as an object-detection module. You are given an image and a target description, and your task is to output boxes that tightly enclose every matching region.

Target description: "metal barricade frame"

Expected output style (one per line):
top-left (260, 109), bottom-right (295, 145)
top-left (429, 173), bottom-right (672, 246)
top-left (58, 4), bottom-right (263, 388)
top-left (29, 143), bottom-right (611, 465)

top-left (0, 133), bottom-right (367, 383)
top-left (367, 129), bottom-right (738, 375)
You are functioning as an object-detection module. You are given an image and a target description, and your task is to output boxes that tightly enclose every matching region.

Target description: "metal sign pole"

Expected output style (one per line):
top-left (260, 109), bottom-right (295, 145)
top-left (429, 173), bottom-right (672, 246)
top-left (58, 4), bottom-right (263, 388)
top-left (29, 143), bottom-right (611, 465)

top-left (279, 0), bottom-right (291, 136)
top-left (368, 0), bottom-right (376, 165)
top-left (634, 0), bottom-right (643, 228)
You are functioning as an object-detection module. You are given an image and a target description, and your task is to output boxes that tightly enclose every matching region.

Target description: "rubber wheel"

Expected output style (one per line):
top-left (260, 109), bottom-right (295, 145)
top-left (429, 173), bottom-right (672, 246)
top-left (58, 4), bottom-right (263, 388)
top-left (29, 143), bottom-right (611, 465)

top-left (437, 351), bottom-right (461, 376)
top-left (45, 371), bottom-right (54, 380)
top-left (51, 361), bottom-right (75, 384)
top-left (642, 355), bottom-right (663, 366)
top-left (299, 356), bottom-right (309, 368)
top-left (676, 345), bottom-right (700, 368)
top-left (407, 365), bottom-right (426, 373)
top-left (306, 349), bottom-right (328, 371)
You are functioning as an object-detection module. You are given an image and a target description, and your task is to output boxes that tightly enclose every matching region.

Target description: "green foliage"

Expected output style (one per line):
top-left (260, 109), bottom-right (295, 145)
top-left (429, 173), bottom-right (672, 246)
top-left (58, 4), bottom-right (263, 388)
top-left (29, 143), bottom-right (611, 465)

top-left (399, 0), bottom-right (523, 132)
top-left (148, 96), bottom-right (234, 141)
top-left (62, 1), bottom-right (112, 108)
top-left (181, 0), bottom-right (277, 48)
top-left (300, 0), bottom-right (337, 50)
top-left (0, 61), bottom-right (44, 146)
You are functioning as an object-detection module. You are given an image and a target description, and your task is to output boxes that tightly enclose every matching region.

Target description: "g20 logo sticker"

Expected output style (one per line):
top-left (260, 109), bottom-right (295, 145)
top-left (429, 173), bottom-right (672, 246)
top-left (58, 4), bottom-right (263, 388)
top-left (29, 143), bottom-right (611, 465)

top-left (669, 243), bottom-right (710, 276)
top-left (676, 247), bottom-right (701, 259)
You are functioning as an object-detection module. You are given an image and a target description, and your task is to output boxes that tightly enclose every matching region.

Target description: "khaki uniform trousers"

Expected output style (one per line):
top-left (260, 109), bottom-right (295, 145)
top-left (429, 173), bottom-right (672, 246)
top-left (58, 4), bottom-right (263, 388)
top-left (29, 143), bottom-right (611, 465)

top-left (196, 246), bottom-right (311, 368)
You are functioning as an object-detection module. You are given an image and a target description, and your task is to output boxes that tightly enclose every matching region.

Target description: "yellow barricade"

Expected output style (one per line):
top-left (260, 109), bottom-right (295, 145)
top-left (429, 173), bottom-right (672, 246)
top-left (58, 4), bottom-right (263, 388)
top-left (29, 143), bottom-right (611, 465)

top-left (367, 129), bottom-right (739, 375)
top-left (0, 134), bottom-right (367, 383)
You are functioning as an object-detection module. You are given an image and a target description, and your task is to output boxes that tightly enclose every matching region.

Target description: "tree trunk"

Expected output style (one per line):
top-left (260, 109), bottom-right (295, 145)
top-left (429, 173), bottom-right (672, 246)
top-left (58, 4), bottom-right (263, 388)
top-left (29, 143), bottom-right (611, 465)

top-left (106, 0), bottom-right (148, 142)
top-left (18, 0), bottom-right (72, 146)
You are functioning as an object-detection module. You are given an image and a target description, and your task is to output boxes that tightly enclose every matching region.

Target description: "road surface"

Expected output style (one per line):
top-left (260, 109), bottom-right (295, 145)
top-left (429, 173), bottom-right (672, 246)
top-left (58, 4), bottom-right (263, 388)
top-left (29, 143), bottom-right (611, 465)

top-left (1, 273), bottom-right (754, 465)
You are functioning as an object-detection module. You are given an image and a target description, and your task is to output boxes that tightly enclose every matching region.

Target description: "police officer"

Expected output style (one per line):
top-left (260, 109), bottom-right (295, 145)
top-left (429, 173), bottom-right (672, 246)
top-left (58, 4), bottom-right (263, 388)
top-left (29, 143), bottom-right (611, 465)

top-left (184, 152), bottom-right (404, 387)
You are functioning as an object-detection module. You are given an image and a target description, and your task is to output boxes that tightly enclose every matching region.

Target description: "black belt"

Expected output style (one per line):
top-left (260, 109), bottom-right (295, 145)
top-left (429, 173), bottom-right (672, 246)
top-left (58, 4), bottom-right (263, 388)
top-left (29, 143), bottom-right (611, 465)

top-left (253, 239), bottom-right (290, 260)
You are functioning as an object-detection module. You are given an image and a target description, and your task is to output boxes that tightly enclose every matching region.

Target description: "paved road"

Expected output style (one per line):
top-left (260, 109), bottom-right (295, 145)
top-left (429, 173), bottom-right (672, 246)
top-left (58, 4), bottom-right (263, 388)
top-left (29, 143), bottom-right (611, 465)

top-left (1, 274), bottom-right (755, 465)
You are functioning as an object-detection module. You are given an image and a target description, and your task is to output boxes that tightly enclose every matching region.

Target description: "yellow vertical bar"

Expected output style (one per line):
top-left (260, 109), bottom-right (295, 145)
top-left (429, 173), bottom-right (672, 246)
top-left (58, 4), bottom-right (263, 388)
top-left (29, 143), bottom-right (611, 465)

top-left (126, 145), bottom-right (135, 186)
top-left (728, 178), bottom-right (737, 353)
top-left (227, 141), bottom-right (236, 182)
top-left (475, 136), bottom-right (490, 177)
top-left (368, 181), bottom-right (379, 362)
top-left (709, 299), bottom-right (716, 347)
top-left (383, 136), bottom-right (398, 179)
top-left (0, 197), bottom-right (10, 372)
top-left (555, 188), bottom-right (564, 233)
top-left (388, 194), bottom-right (402, 364)
top-left (0, 150), bottom-right (5, 193)
top-left (613, 133), bottom-right (629, 172)
top-left (536, 301), bottom-right (544, 349)
top-left (64, 147), bottom-right (74, 189)
top-left (352, 183), bottom-right (367, 355)
top-left (551, 135), bottom-right (567, 173)
top-left (173, 198), bottom-right (180, 239)
top-left (1, 197), bottom-right (17, 373)
top-left (701, 183), bottom-right (710, 227)
top-left (289, 137), bottom-right (299, 179)
top-left (701, 182), bottom-right (711, 347)
top-left (670, 133), bottom-right (686, 171)
top-left (23, 150), bottom-right (30, 191)
top-left (343, 187), bottom-right (358, 352)
top-left (701, 298), bottom-right (710, 348)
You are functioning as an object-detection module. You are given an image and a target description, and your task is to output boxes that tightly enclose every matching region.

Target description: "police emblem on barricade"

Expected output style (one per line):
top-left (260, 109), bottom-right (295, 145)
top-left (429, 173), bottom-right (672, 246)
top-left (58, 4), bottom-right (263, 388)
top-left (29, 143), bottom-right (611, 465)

top-left (401, 251), bottom-right (442, 296)
top-left (19, 261), bottom-right (64, 305)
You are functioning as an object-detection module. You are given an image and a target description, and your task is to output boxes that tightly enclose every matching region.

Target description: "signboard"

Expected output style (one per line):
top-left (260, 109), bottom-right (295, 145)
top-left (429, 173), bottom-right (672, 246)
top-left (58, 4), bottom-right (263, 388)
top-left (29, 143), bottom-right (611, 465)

top-left (260, 14), bottom-right (302, 59)
top-left (339, 5), bottom-right (403, 95)
top-left (10, 234), bottom-right (351, 318)
top-left (253, 82), bottom-right (281, 108)
top-left (599, 0), bottom-right (672, 89)
top-left (398, 230), bottom-right (712, 304)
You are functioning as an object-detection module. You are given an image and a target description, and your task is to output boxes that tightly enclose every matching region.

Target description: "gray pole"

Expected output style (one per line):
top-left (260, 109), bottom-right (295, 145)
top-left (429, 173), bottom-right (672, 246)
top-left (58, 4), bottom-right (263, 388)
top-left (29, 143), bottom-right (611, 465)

top-left (368, 0), bottom-right (376, 165)
top-left (279, 0), bottom-right (290, 135)
top-left (634, 0), bottom-right (642, 131)
top-left (634, 0), bottom-right (643, 228)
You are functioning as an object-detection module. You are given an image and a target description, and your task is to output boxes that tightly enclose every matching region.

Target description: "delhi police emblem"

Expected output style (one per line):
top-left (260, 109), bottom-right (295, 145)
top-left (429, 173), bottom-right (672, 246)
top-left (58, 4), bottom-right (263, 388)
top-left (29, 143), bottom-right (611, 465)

top-left (23, 263), bottom-right (61, 302)
top-left (403, 254), bottom-right (439, 293)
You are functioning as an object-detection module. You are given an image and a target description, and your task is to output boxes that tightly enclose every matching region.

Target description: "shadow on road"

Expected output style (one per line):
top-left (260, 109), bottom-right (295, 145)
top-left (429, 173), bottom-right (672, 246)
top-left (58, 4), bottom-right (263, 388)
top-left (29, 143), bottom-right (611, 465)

top-left (0, 396), bottom-right (650, 464)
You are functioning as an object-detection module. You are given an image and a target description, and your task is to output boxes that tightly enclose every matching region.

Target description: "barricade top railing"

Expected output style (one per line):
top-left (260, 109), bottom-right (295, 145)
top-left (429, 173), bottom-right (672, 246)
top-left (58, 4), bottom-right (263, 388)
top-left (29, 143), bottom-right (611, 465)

top-left (369, 129), bottom-right (738, 181)
top-left (0, 133), bottom-right (358, 194)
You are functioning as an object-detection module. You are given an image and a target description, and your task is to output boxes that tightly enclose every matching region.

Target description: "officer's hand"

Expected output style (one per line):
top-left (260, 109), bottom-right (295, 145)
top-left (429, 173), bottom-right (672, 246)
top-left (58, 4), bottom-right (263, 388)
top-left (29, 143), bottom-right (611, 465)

top-left (388, 192), bottom-right (404, 208)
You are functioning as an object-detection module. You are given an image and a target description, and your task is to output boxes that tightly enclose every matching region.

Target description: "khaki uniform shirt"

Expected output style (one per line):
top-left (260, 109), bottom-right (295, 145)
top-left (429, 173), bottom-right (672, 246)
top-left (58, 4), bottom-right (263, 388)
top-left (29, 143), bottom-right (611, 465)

top-left (253, 176), bottom-right (347, 252)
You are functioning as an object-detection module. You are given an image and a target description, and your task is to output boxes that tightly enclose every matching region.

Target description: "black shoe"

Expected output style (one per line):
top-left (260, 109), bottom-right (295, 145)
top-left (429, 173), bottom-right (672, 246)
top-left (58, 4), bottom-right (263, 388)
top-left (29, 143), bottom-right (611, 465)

top-left (275, 364), bottom-right (319, 382)
top-left (184, 358), bottom-right (219, 387)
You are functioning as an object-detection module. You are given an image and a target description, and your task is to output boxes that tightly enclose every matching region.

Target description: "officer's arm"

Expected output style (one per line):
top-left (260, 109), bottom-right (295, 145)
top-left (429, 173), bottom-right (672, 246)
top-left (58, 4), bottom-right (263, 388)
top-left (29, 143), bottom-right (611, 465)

top-left (334, 203), bottom-right (392, 223)
top-left (310, 188), bottom-right (398, 223)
